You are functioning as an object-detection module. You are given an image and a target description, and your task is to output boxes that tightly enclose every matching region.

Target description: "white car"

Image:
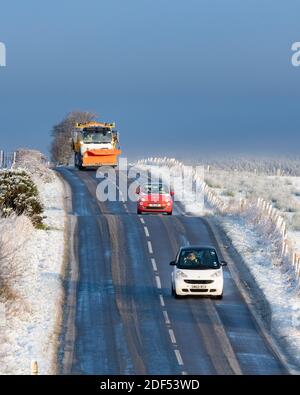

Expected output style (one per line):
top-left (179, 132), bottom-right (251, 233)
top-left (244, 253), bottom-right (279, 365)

top-left (170, 246), bottom-right (227, 299)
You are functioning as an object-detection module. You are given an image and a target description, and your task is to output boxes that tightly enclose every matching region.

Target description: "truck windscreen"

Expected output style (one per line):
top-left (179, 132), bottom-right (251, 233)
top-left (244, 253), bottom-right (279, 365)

top-left (82, 131), bottom-right (112, 143)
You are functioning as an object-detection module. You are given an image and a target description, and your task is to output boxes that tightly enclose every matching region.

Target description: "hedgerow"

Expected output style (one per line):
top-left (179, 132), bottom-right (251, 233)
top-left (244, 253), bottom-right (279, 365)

top-left (0, 170), bottom-right (44, 227)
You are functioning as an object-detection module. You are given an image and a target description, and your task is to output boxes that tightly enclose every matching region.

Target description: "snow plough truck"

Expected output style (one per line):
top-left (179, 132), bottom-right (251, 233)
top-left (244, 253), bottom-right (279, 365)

top-left (72, 121), bottom-right (121, 169)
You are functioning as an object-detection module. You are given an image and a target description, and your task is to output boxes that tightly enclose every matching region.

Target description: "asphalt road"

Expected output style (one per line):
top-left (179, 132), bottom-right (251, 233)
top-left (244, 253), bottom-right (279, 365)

top-left (58, 167), bottom-right (287, 375)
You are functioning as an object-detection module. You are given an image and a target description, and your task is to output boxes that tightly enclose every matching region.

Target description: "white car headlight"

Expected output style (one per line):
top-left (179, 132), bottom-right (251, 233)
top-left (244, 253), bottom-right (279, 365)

top-left (176, 270), bottom-right (188, 279)
top-left (211, 270), bottom-right (221, 278)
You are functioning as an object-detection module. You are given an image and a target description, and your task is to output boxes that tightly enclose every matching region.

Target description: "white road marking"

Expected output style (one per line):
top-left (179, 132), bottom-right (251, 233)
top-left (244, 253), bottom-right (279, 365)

top-left (134, 169), bottom-right (186, 371)
top-left (144, 226), bottom-right (150, 237)
top-left (181, 371), bottom-right (188, 375)
top-left (168, 329), bottom-right (176, 344)
top-left (174, 349), bottom-right (184, 366)
top-left (155, 275), bottom-right (161, 289)
top-left (123, 204), bottom-right (128, 210)
top-left (147, 241), bottom-right (153, 254)
top-left (163, 310), bottom-right (170, 325)
top-left (151, 258), bottom-right (157, 272)
top-left (159, 294), bottom-right (165, 307)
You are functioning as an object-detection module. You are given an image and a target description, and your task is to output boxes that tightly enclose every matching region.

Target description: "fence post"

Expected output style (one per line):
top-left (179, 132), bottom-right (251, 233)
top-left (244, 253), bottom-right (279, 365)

top-left (281, 239), bottom-right (288, 257)
top-left (293, 252), bottom-right (296, 266)
top-left (296, 257), bottom-right (299, 276)
top-left (31, 360), bottom-right (38, 375)
top-left (281, 222), bottom-right (287, 239)
top-left (12, 151), bottom-right (16, 168)
top-left (240, 198), bottom-right (245, 211)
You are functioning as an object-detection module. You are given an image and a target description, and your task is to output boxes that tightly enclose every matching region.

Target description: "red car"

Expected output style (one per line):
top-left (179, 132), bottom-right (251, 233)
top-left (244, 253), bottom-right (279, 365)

top-left (136, 183), bottom-right (174, 215)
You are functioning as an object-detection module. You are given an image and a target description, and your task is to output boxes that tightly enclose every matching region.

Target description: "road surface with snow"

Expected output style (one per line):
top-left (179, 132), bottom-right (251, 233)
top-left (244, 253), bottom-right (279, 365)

top-left (57, 167), bottom-right (287, 375)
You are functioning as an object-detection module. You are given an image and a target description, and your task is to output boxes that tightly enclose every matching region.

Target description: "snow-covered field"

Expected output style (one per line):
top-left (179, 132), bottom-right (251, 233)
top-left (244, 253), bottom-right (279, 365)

top-left (204, 169), bottom-right (300, 251)
top-left (0, 153), bottom-right (66, 374)
top-left (138, 158), bottom-right (300, 369)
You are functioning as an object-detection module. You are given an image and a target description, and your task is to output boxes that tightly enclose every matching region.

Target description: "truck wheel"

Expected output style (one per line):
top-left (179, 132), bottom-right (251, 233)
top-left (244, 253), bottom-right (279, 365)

top-left (75, 153), bottom-right (84, 170)
top-left (74, 153), bottom-right (78, 168)
top-left (78, 156), bottom-right (84, 171)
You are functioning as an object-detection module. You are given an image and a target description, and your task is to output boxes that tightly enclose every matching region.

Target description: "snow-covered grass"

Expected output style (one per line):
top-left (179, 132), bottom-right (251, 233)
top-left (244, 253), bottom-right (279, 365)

top-left (0, 154), bottom-right (65, 375)
top-left (194, 155), bottom-right (300, 176)
top-left (204, 169), bottom-right (300, 252)
top-left (138, 158), bottom-right (300, 369)
top-left (205, 170), bottom-right (300, 211)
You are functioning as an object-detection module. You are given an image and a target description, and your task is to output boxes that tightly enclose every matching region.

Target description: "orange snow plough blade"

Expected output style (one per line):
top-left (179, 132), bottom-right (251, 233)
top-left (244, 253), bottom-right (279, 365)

top-left (82, 148), bottom-right (122, 167)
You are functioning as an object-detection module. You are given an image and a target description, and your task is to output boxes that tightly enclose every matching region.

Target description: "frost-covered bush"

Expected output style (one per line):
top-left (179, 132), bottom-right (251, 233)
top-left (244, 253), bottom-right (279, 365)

top-left (14, 149), bottom-right (54, 183)
top-left (204, 178), bottom-right (221, 189)
top-left (221, 190), bottom-right (235, 197)
top-left (0, 170), bottom-right (44, 227)
top-left (290, 213), bottom-right (300, 231)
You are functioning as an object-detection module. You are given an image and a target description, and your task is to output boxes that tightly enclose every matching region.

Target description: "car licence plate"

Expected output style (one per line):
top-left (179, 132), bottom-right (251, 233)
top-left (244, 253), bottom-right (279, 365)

top-left (191, 285), bottom-right (208, 289)
top-left (149, 203), bottom-right (161, 207)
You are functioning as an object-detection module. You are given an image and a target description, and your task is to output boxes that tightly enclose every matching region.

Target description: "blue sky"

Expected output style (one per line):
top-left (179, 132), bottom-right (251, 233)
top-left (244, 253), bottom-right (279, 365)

top-left (0, 0), bottom-right (300, 159)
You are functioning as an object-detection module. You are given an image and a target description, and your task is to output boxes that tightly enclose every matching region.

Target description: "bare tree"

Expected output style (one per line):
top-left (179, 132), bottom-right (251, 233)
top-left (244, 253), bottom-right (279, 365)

top-left (50, 110), bottom-right (97, 165)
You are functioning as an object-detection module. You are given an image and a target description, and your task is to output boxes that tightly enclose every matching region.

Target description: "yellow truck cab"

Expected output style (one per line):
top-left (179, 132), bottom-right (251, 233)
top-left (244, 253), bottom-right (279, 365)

top-left (72, 121), bottom-right (121, 169)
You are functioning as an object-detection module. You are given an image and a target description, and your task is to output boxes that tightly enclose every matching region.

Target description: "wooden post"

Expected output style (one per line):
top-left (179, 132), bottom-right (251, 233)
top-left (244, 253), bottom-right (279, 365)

top-left (31, 360), bottom-right (38, 375)
top-left (293, 252), bottom-right (297, 267)
top-left (281, 239), bottom-right (287, 257)
top-left (282, 223), bottom-right (287, 238)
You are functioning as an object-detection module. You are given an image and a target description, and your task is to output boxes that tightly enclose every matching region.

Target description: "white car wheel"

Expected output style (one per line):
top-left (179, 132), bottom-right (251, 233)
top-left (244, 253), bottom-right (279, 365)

top-left (172, 283), bottom-right (182, 299)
